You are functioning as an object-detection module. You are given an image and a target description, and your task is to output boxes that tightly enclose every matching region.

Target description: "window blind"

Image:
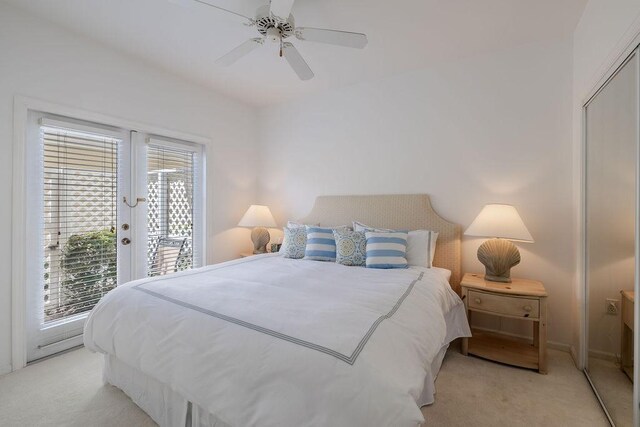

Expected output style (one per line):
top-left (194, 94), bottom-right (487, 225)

top-left (42, 125), bottom-right (119, 323)
top-left (146, 143), bottom-right (199, 277)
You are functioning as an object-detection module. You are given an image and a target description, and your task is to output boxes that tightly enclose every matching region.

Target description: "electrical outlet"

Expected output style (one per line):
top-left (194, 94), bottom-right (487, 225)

top-left (606, 299), bottom-right (619, 315)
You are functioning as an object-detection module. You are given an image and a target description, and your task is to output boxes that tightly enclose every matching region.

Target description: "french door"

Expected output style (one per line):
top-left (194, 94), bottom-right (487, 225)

top-left (25, 112), bottom-right (204, 361)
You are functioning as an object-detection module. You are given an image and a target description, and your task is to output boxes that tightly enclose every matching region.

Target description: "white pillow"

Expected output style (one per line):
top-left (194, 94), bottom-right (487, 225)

top-left (286, 221), bottom-right (308, 228)
top-left (352, 221), bottom-right (393, 233)
top-left (353, 221), bottom-right (438, 268)
top-left (406, 230), bottom-right (439, 268)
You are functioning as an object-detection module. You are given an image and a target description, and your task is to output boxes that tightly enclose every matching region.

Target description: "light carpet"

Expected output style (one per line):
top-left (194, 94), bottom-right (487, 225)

top-left (0, 347), bottom-right (608, 426)
top-left (586, 357), bottom-right (633, 426)
top-left (422, 348), bottom-right (609, 426)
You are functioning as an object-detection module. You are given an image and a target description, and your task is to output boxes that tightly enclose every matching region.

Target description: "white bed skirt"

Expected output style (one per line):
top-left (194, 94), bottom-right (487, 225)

top-left (104, 343), bottom-right (449, 427)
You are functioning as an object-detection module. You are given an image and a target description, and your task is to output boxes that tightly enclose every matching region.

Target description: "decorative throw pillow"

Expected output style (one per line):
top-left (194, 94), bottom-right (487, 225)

top-left (282, 226), bottom-right (307, 259)
top-left (304, 226), bottom-right (340, 261)
top-left (354, 221), bottom-right (438, 268)
top-left (279, 221), bottom-right (319, 254)
top-left (365, 231), bottom-right (409, 269)
top-left (333, 229), bottom-right (366, 266)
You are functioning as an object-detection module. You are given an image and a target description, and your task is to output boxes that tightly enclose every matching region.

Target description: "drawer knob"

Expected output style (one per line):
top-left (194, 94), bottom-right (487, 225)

top-left (523, 305), bottom-right (532, 312)
top-left (474, 298), bottom-right (481, 304)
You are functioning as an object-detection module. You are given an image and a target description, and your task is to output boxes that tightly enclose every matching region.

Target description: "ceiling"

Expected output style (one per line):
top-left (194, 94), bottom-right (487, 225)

top-left (4, 0), bottom-right (587, 106)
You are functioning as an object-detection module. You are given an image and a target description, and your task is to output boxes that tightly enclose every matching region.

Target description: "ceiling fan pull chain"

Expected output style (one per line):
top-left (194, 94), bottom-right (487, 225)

top-left (280, 37), bottom-right (283, 57)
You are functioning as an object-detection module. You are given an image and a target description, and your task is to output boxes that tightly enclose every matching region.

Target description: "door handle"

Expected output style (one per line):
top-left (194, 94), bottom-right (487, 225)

top-left (121, 237), bottom-right (131, 245)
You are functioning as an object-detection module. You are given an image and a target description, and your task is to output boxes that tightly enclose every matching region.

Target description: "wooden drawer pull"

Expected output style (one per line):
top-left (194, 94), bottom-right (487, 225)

top-left (523, 305), bottom-right (532, 312)
top-left (474, 298), bottom-right (482, 304)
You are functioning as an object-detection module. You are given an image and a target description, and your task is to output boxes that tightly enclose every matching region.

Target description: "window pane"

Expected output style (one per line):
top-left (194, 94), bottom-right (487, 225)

top-left (42, 127), bottom-right (118, 323)
top-left (147, 144), bottom-right (195, 276)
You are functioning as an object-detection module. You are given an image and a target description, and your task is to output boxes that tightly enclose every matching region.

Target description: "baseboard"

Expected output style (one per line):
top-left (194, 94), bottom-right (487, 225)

top-left (548, 341), bottom-right (571, 352)
top-left (588, 348), bottom-right (618, 362)
top-left (471, 326), bottom-right (570, 353)
top-left (0, 363), bottom-right (12, 376)
top-left (570, 345), bottom-right (580, 368)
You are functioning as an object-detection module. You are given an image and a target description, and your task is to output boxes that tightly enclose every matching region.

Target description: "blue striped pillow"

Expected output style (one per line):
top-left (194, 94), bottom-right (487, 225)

top-left (365, 231), bottom-right (409, 269)
top-left (304, 226), bottom-right (339, 261)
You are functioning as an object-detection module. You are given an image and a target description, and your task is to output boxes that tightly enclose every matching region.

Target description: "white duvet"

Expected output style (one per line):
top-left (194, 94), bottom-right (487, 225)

top-left (84, 254), bottom-right (470, 427)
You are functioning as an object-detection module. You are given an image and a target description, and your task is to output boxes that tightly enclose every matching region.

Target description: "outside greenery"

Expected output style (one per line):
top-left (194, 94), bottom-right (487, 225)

top-left (45, 229), bottom-right (117, 320)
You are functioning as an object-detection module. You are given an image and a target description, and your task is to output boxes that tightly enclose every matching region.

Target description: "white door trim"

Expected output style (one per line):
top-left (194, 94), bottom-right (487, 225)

top-left (581, 14), bottom-right (640, 106)
top-left (11, 95), bottom-right (210, 371)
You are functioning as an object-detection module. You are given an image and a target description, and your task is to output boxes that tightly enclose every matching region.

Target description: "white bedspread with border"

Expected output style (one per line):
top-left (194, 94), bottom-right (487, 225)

top-left (84, 254), bottom-right (470, 426)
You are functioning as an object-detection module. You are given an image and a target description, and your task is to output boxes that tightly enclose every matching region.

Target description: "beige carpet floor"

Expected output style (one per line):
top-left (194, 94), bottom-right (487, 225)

top-left (587, 357), bottom-right (633, 426)
top-left (422, 349), bottom-right (609, 426)
top-left (0, 347), bottom-right (608, 426)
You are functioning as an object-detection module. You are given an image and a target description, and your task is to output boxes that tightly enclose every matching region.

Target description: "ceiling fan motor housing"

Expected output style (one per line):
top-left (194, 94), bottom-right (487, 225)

top-left (255, 5), bottom-right (294, 41)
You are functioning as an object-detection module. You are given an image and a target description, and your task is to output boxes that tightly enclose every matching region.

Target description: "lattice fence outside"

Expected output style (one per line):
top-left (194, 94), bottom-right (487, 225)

top-left (147, 172), bottom-right (193, 276)
top-left (169, 180), bottom-right (193, 237)
top-left (147, 179), bottom-right (161, 235)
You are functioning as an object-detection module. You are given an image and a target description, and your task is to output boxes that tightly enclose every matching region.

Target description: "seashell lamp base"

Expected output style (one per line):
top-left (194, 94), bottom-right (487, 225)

top-left (477, 238), bottom-right (521, 283)
top-left (251, 227), bottom-right (271, 254)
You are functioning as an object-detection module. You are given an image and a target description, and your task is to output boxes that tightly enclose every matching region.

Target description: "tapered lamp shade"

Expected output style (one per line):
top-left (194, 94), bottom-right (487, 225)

top-left (464, 204), bottom-right (533, 283)
top-left (464, 204), bottom-right (534, 242)
top-left (238, 205), bottom-right (277, 228)
top-left (238, 205), bottom-right (277, 254)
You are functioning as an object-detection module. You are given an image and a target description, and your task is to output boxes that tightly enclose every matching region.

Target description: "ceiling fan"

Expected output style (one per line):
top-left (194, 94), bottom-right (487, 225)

top-left (173, 0), bottom-right (368, 80)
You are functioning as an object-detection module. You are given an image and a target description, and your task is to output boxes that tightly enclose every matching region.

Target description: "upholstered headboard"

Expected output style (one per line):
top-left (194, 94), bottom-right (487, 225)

top-left (298, 194), bottom-right (462, 293)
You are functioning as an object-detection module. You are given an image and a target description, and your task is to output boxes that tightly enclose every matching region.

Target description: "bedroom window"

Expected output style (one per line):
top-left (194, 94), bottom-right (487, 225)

top-left (24, 113), bottom-right (206, 361)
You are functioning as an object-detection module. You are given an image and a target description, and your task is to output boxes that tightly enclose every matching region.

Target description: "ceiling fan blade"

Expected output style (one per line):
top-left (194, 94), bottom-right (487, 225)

top-left (215, 38), bottom-right (264, 66)
top-left (295, 27), bottom-right (368, 49)
top-left (169, 0), bottom-right (254, 25)
top-left (283, 42), bottom-right (314, 81)
top-left (269, 0), bottom-right (295, 19)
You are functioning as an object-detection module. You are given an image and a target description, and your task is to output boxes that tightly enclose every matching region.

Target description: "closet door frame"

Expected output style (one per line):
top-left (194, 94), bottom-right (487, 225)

top-left (581, 48), bottom-right (640, 426)
top-left (11, 96), bottom-right (209, 372)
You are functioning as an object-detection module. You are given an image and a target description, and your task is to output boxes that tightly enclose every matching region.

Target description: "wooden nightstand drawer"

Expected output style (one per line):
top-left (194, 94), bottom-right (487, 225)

top-left (467, 290), bottom-right (539, 319)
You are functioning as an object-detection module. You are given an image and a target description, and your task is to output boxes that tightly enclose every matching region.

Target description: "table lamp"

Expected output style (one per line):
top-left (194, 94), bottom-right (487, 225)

top-left (464, 204), bottom-right (534, 283)
top-left (238, 205), bottom-right (277, 254)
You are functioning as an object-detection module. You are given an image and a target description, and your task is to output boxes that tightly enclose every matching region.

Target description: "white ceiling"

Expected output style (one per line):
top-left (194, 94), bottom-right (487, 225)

top-left (4, 0), bottom-right (587, 106)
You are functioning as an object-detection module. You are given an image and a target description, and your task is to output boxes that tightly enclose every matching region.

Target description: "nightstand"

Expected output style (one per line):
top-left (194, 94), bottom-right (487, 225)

top-left (621, 290), bottom-right (634, 380)
top-left (461, 273), bottom-right (548, 374)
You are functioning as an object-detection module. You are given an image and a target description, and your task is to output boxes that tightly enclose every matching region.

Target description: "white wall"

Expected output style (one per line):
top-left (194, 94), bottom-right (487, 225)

top-left (258, 37), bottom-right (575, 346)
top-left (0, 3), bottom-right (258, 373)
top-left (572, 0), bottom-right (640, 365)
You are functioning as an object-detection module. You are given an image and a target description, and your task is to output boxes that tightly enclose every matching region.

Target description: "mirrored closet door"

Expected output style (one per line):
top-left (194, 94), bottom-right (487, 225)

top-left (584, 48), bottom-right (639, 427)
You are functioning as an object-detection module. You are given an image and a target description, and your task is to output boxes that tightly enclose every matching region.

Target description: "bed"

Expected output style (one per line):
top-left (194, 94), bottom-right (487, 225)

top-left (84, 194), bottom-right (471, 426)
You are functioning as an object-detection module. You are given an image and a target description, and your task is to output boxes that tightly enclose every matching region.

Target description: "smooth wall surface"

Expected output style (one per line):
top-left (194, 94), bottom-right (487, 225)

top-left (0, 3), bottom-right (258, 373)
top-left (258, 37), bottom-right (575, 346)
top-left (572, 0), bottom-right (640, 365)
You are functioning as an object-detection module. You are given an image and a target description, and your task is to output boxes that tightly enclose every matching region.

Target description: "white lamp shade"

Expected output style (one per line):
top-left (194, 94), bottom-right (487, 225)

top-left (464, 204), bottom-right (534, 243)
top-left (238, 205), bottom-right (277, 228)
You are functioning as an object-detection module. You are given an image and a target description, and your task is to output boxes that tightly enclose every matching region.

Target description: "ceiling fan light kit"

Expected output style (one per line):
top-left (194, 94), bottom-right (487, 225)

top-left (177, 0), bottom-right (368, 81)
